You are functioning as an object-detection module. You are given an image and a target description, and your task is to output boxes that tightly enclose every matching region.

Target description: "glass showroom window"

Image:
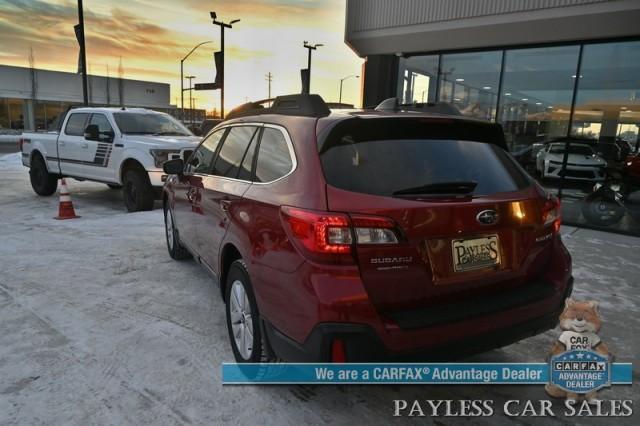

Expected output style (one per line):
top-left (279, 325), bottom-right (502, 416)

top-left (438, 51), bottom-right (502, 121)
top-left (397, 55), bottom-right (439, 104)
top-left (565, 40), bottom-right (640, 236)
top-left (497, 45), bottom-right (580, 153)
top-left (6, 98), bottom-right (26, 130)
top-left (0, 99), bottom-right (9, 129)
top-left (572, 41), bottom-right (640, 153)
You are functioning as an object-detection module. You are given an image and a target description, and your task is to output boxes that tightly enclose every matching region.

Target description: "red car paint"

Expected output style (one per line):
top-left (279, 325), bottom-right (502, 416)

top-left (163, 107), bottom-right (572, 362)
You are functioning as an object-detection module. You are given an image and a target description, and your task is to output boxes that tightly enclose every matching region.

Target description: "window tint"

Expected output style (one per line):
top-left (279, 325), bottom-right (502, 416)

top-left (237, 130), bottom-right (260, 181)
top-left (320, 118), bottom-right (529, 197)
top-left (64, 113), bottom-right (89, 136)
top-left (212, 126), bottom-right (258, 178)
top-left (255, 128), bottom-right (293, 183)
top-left (89, 114), bottom-right (114, 141)
top-left (186, 130), bottom-right (225, 175)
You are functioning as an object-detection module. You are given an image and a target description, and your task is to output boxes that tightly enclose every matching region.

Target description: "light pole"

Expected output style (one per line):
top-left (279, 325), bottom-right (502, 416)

top-left (338, 74), bottom-right (359, 104)
top-left (185, 75), bottom-right (195, 124)
top-left (303, 41), bottom-right (323, 93)
top-left (211, 11), bottom-right (240, 119)
top-left (181, 41), bottom-right (212, 122)
top-left (75, 0), bottom-right (89, 106)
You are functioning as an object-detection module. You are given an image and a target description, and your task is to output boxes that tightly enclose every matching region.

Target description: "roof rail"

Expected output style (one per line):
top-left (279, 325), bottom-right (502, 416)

top-left (374, 97), bottom-right (461, 116)
top-left (225, 94), bottom-right (331, 120)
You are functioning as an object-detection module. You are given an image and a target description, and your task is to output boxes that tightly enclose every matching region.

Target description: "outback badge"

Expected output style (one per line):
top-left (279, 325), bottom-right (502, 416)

top-left (476, 209), bottom-right (498, 225)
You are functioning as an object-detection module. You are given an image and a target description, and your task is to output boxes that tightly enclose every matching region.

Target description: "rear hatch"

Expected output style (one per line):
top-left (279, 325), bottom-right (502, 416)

top-left (318, 116), bottom-right (560, 325)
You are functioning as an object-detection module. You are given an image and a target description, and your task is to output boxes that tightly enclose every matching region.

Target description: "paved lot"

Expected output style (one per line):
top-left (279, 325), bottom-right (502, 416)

top-left (0, 152), bottom-right (637, 425)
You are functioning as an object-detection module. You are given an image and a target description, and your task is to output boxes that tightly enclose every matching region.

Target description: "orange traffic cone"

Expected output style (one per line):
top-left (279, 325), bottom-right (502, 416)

top-left (54, 178), bottom-right (80, 220)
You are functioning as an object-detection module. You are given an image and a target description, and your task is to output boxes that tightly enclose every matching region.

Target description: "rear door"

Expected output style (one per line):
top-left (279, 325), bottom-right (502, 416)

top-left (196, 125), bottom-right (259, 273)
top-left (58, 112), bottom-right (91, 177)
top-left (78, 113), bottom-right (116, 181)
top-left (320, 117), bottom-right (552, 315)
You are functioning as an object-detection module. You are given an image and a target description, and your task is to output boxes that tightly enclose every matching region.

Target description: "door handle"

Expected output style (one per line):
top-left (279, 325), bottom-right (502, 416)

top-left (59, 141), bottom-right (66, 146)
top-left (81, 142), bottom-right (89, 148)
top-left (220, 199), bottom-right (231, 212)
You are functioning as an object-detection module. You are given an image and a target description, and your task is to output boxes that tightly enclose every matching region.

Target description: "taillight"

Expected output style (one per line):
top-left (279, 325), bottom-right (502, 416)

top-left (18, 138), bottom-right (24, 152)
top-left (280, 207), bottom-right (400, 264)
top-left (542, 196), bottom-right (561, 233)
top-left (351, 215), bottom-right (398, 244)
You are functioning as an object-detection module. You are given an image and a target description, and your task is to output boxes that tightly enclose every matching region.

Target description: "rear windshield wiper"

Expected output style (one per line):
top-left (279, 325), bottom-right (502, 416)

top-left (392, 181), bottom-right (477, 198)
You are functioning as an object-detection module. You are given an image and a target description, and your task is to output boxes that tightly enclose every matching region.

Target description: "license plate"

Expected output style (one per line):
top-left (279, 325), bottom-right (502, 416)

top-left (451, 235), bottom-right (500, 272)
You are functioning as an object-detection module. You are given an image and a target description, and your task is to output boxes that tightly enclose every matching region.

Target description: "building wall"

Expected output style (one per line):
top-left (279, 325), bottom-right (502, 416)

top-left (346, 0), bottom-right (640, 56)
top-left (0, 65), bottom-right (170, 130)
top-left (0, 65), bottom-right (169, 107)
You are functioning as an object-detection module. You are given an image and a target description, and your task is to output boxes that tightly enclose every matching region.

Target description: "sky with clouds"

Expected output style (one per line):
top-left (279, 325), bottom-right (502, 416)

top-left (0, 0), bottom-right (364, 112)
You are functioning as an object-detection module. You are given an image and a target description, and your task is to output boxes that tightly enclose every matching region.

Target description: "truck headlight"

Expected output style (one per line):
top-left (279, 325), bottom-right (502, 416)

top-left (150, 149), bottom-right (180, 167)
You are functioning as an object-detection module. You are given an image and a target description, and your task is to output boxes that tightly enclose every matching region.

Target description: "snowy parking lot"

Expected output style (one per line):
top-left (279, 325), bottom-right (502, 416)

top-left (0, 151), bottom-right (637, 425)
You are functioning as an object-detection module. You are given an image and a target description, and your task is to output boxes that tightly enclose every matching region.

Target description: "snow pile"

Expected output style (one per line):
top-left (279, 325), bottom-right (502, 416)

top-left (0, 152), bottom-right (24, 171)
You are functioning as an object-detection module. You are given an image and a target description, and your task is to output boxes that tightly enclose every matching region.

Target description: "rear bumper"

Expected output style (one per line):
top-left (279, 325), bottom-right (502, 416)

top-left (264, 275), bottom-right (573, 362)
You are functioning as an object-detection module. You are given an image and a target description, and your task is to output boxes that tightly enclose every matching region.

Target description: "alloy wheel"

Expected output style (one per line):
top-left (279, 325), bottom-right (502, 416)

top-left (229, 280), bottom-right (254, 360)
top-left (165, 209), bottom-right (174, 250)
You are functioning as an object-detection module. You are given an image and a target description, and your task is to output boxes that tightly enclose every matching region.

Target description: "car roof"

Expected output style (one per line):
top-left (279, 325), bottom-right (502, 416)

top-left (68, 107), bottom-right (164, 115)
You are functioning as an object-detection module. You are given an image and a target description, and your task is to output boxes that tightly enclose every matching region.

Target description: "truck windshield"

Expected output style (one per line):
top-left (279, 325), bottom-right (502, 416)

top-left (113, 113), bottom-right (192, 136)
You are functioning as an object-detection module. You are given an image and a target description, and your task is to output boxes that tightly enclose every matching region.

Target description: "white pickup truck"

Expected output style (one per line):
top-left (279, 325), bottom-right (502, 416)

top-left (21, 107), bottom-right (200, 211)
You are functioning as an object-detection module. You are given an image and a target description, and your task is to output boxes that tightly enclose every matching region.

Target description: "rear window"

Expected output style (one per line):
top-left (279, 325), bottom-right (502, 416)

top-left (319, 118), bottom-right (529, 197)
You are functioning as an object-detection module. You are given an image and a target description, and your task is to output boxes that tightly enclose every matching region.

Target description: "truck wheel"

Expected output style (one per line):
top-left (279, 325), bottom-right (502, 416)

top-left (225, 260), bottom-right (273, 363)
top-left (123, 169), bottom-right (154, 212)
top-left (107, 184), bottom-right (122, 190)
top-left (29, 154), bottom-right (58, 196)
top-left (164, 204), bottom-right (191, 260)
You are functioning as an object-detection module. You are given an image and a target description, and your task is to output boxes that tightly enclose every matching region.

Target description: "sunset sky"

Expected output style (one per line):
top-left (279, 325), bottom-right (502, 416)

top-left (0, 0), bottom-right (364, 112)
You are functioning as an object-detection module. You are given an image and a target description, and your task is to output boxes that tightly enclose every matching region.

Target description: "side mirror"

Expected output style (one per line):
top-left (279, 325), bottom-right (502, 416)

top-left (84, 124), bottom-right (99, 141)
top-left (102, 130), bottom-right (115, 143)
top-left (163, 158), bottom-right (184, 175)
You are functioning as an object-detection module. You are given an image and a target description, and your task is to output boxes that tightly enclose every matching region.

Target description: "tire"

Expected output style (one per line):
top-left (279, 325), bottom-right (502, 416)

top-left (107, 184), bottom-right (122, 190)
top-left (225, 260), bottom-right (273, 363)
top-left (581, 193), bottom-right (625, 226)
top-left (29, 154), bottom-right (58, 196)
top-left (122, 169), bottom-right (154, 212)
top-left (164, 204), bottom-right (191, 260)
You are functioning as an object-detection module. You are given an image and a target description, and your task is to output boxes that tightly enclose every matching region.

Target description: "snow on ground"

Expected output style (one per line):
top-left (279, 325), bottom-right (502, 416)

top-left (0, 153), bottom-right (637, 425)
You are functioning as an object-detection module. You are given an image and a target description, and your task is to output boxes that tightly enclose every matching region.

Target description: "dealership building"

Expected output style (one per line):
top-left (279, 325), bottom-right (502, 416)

top-left (345, 0), bottom-right (640, 235)
top-left (346, 0), bottom-right (640, 151)
top-left (0, 65), bottom-right (204, 131)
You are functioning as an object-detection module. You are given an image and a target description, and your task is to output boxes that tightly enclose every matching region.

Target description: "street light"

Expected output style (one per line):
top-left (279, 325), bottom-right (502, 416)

top-left (303, 41), bottom-right (323, 93)
top-left (211, 11), bottom-right (240, 118)
top-left (185, 75), bottom-right (196, 124)
top-left (339, 74), bottom-right (359, 104)
top-left (181, 41), bottom-right (212, 121)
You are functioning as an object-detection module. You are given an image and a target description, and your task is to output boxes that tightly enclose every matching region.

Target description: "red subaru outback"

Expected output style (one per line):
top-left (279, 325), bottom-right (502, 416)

top-left (162, 95), bottom-right (572, 363)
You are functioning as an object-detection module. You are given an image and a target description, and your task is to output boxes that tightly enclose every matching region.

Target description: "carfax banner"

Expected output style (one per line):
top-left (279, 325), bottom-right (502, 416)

top-left (222, 362), bottom-right (633, 385)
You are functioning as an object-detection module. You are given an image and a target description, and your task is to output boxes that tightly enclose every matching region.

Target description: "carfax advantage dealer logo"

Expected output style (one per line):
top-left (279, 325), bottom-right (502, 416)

top-left (550, 350), bottom-right (611, 394)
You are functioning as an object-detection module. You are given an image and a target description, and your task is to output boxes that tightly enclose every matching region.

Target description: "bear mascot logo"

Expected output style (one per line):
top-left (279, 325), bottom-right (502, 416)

top-left (545, 298), bottom-right (612, 403)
